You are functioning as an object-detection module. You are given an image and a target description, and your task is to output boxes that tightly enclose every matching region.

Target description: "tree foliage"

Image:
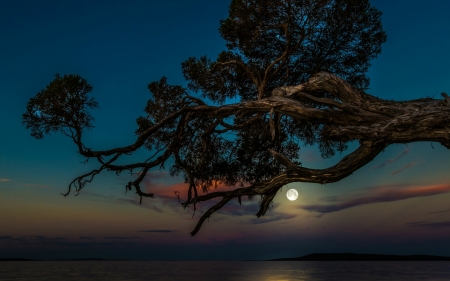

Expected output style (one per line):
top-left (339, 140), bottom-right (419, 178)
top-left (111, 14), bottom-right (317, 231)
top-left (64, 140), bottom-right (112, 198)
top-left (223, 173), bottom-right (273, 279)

top-left (23, 74), bottom-right (97, 140)
top-left (25, 0), bottom-right (449, 236)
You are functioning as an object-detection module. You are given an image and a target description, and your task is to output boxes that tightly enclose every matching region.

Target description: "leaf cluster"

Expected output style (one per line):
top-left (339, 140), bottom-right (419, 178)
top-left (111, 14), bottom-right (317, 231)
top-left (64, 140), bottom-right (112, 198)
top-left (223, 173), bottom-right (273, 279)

top-left (183, 0), bottom-right (386, 105)
top-left (22, 74), bottom-right (98, 139)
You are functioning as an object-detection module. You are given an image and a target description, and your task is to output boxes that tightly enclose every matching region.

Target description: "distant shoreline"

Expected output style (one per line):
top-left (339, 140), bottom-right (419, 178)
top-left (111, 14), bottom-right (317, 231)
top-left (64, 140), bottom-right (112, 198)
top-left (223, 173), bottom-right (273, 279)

top-left (0, 258), bottom-right (125, 261)
top-left (269, 253), bottom-right (450, 261)
top-left (2, 253), bottom-right (450, 261)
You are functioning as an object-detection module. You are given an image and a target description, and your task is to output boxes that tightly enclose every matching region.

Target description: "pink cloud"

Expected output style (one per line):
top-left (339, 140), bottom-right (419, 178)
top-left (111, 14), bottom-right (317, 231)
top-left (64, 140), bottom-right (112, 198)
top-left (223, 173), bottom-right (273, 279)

top-left (141, 172), bottom-right (247, 199)
top-left (391, 162), bottom-right (416, 175)
top-left (140, 175), bottom-right (295, 224)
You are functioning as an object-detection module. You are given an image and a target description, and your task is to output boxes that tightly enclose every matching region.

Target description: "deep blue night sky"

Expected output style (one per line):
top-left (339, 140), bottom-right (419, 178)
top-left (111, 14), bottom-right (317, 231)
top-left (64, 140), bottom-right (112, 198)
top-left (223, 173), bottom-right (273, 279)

top-left (2, 0), bottom-right (450, 260)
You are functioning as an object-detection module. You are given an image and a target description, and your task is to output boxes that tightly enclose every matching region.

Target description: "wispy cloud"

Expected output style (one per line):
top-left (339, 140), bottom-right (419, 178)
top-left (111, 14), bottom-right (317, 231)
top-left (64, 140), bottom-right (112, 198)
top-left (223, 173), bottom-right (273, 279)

top-left (0, 235), bottom-right (147, 248)
top-left (82, 190), bottom-right (166, 213)
top-left (246, 213), bottom-right (296, 225)
top-left (300, 184), bottom-right (450, 215)
top-left (103, 236), bottom-right (141, 240)
top-left (139, 230), bottom-right (177, 233)
top-left (219, 199), bottom-right (260, 217)
top-left (34, 236), bottom-right (68, 242)
top-left (115, 198), bottom-right (163, 213)
top-left (0, 235), bottom-right (69, 245)
top-left (407, 220), bottom-right (450, 229)
top-left (429, 208), bottom-right (450, 215)
top-left (0, 178), bottom-right (10, 182)
top-left (211, 199), bottom-right (297, 224)
top-left (372, 147), bottom-right (410, 169)
top-left (391, 162), bottom-right (416, 175)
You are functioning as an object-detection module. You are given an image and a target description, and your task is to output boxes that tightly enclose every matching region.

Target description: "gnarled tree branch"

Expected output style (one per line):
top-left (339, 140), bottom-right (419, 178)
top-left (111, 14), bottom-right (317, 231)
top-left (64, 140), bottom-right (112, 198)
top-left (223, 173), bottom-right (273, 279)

top-left (25, 71), bottom-right (450, 235)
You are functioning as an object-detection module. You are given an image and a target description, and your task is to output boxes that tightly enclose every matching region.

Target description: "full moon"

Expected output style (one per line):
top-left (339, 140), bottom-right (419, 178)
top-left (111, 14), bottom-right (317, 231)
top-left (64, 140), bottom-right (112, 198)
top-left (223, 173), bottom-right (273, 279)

top-left (286, 189), bottom-right (298, 201)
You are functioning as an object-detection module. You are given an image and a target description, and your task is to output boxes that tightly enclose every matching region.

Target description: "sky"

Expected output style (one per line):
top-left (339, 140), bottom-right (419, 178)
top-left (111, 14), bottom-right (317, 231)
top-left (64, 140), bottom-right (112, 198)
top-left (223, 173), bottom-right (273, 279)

top-left (2, 0), bottom-right (450, 260)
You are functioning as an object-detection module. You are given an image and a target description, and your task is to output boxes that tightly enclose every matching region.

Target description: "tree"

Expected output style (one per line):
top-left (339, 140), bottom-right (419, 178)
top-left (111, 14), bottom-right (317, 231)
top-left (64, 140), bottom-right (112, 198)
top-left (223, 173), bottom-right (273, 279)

top-left (25, 0), bottom-right (446, 237)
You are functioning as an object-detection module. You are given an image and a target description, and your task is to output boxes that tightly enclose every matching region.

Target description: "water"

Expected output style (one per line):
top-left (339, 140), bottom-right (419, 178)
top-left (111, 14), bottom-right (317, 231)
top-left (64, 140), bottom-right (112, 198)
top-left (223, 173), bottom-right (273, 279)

top-left (0, 261), bottom-right (449, 281)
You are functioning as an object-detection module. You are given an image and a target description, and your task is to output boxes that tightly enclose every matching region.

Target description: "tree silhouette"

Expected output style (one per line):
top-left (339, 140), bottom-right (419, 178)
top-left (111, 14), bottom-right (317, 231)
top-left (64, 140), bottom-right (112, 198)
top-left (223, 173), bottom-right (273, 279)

top-left (24, 0), bottom-right (449, 236)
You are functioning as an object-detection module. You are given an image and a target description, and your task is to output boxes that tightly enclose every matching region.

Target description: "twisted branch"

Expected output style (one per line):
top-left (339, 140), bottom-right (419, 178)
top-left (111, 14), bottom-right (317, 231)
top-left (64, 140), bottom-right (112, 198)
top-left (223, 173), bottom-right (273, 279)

top-left (55, 72), bottom-right (450, 235)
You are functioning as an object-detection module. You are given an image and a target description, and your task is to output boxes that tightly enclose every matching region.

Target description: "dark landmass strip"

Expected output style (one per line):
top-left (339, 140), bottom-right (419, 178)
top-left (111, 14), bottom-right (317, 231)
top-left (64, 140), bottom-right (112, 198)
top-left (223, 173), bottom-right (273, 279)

top-left (56, 258), bottom-right (110, 261)
top-left (270, 253), bottom-right (450, 261)
top-left (0, 258), bottom-right (34, 261)
top-left (0, 258), bottom-right (129, 261)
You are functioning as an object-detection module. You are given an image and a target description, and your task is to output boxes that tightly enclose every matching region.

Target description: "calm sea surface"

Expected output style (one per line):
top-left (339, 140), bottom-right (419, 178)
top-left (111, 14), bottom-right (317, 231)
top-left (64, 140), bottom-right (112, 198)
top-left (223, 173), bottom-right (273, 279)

top-left (1, 261), bottom-right (449, 281)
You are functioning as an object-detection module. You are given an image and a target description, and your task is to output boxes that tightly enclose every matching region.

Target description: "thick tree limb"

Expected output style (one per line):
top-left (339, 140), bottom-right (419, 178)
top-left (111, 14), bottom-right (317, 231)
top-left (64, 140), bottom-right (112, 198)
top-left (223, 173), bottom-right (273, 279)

top-left (52, 71), bottom-right (450, 235)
